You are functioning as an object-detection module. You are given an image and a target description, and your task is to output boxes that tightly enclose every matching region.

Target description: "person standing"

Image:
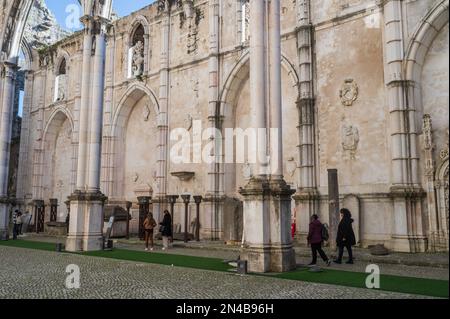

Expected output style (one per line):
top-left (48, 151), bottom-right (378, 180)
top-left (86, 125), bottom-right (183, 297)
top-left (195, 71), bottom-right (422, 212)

top-left (16, 212), bottom-right (23, 236)
top-left (334, 208), bottom-right (356, 264)
top-left (307, 214), bottom-right (331, 266)
top-left (143, 212), bottom-right (157, 251)
top-left (12, 210), bottom-right (19, 240)
top-left (160, 210), bottom-right (172, 250)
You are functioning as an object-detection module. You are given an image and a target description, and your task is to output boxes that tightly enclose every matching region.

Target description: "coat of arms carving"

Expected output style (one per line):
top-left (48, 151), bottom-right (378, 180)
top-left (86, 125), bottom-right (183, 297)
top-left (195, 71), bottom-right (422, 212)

top-left (340, 79), bottom-right (358, 106)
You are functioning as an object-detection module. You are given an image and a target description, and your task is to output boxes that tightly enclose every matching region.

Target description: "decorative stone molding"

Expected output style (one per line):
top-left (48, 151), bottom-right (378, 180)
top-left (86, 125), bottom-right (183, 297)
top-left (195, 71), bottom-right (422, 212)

top-left (339, 79), bottom-right (358, 106)
top-left (171, 171), bottom-right (195, 181)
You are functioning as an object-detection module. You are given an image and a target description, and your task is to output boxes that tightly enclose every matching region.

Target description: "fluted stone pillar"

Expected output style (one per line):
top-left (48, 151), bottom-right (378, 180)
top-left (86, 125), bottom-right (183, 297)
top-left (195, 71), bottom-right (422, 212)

top-left (384, 0), bottom-right (426, 252)
top-left (239, 0), bottom-right (295, 273)
top-left (292, 0), bottom-right (319, 244)
top-left (154, 11), bottom-right (171, 223)
top-left (0, 62), bottom-right (18, 240)
top-left (66, 16), bottom-right (108, 252)
top-left (203, 0), bottom-right (224, 240)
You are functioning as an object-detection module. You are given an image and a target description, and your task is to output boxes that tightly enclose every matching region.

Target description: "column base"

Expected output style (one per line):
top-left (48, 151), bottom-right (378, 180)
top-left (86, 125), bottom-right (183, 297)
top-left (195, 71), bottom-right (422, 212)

top-left (202, 194), bottom-right (226, 241)
top-left (239, 177), bottom-right (296, 273)
top-left (0, 199), bottom-right (10, 240)
top-left (65, 190), bottom-right (107, 252)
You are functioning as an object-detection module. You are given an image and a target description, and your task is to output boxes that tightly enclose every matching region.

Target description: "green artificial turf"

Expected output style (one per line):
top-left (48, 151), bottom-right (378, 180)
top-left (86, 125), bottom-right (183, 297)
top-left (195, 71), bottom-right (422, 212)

top-left (82, 249), bottom-right (232, 272)
top-left (272, 267), bottom-right (449, 298)
top-left (0, 238), bottom-right (56, 251)
top-left (1, 239), bottom-right (448, 298)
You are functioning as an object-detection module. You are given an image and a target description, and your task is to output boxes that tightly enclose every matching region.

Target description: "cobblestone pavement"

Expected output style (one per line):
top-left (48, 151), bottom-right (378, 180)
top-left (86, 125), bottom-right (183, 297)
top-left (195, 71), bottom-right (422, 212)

top-left (22, 234), bottom-right (449, 281)
top-left (0, 246), bottom-right (434, 299)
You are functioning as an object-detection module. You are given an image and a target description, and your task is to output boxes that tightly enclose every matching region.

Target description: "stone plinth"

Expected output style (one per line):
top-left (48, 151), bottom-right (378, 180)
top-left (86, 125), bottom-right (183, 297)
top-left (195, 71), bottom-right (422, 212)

top-left (66, 190), bottom-right (107, 252)
top-left (239, 177), bottom-right (296, 273)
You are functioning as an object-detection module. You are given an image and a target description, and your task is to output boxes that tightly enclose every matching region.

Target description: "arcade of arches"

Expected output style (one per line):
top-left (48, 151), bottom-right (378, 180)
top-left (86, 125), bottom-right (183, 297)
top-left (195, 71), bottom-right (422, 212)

top-left (0, 0), bottom-right (448, 272)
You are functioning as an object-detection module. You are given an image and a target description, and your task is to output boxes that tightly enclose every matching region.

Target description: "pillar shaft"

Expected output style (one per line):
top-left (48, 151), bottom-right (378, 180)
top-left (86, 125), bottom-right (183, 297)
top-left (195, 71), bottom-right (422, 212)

top-left (155, 13), bottom-right (171, 222)
top-left (268, 0), bottom-right (283, 178)
top-left (250, 0), bottom-right (267, 177)
top-left (76, 20), bottom-right (93, 190)
top-left (87, 30), bottom-right (106, 191)
top-left (0, 62), bottom-right (18, 240)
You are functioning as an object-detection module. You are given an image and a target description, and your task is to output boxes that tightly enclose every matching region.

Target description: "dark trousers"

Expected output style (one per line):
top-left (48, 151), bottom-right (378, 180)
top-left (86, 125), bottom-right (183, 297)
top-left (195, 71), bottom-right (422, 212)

top-left (337, 244), bottom-right (353, 261)
top-left (12, 224), bottom-right (19, 240)
top-left (311, 243), bottom-right (329, 264)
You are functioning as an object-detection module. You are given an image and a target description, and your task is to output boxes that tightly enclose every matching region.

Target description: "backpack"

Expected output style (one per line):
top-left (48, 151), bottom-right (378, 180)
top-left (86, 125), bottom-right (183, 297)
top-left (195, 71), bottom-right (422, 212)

top-left (321, 223), bottom-right (330, 241)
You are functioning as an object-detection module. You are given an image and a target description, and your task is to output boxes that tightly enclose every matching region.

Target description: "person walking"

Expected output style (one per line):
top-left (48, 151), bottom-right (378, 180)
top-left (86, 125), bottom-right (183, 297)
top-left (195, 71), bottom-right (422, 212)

top-left (307, 214), bottom-right (331, 266)
top-left (143, 212), bottom-right (157, 251)
top-left (334, 208), bottom-right (356, 264)
top-left (159, 210), bottom-right (172, 250)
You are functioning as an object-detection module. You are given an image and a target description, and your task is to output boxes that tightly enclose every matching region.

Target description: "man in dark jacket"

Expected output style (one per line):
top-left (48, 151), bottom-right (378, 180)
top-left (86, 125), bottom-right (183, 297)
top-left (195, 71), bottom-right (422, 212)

top-left (334, 208), bottom-right (356, 264)
top-left (307, 214), bottom-right (331, 266)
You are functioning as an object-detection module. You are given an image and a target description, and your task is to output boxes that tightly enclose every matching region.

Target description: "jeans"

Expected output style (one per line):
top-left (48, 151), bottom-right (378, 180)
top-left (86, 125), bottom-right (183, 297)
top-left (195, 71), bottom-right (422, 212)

top-left (337, 243), bottom-right (353, 262)
top-left (311, 243), bottom-right (329, 264)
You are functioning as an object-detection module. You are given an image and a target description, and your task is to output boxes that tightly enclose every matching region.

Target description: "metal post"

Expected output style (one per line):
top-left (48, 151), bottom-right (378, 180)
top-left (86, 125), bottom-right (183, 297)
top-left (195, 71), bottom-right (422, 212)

top-left (181, 194), bottom-right (191, 243)
top-left (125, 201), bottom-right (132, 239)
top-left (49, 198), bottom-right (58, 222)
top-left (328, 169), bottom-right (340, 249)
top-left (193, 196), bottom-right (202, 241)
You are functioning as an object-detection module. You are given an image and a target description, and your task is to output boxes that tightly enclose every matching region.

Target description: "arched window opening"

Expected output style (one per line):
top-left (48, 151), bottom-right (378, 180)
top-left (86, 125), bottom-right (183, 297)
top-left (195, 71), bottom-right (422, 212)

top-left (54, 58), bottom-right (67, 102)
top-left (128, 24), bottom-right (145, 78)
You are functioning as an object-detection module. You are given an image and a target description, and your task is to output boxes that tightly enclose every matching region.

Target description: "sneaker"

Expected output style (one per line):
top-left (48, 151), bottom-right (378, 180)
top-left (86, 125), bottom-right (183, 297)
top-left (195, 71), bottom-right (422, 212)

top-left (346, 260), bottom-right (354, 264)
top-left (333, 259), bottom-right (342, 264)
top-left (150, 248), bottom-right (154, 251)
top-left (145, 248), bottom-right (148, 251)
top-left (326, 260), bottom-right (331, 267)
top-left (307, 262), bottom-right (317, 266)
top-left (162, 247), bottom-right (166, 251)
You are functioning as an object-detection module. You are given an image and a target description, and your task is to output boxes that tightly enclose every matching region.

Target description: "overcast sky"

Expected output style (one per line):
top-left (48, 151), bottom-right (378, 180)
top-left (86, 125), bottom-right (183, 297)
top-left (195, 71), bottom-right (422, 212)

top-left (46, 0), bottom-right (156, 31)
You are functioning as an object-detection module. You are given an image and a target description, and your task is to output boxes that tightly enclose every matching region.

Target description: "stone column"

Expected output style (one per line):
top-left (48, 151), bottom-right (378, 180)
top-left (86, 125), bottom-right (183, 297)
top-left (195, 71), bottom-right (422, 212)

top-left (16, 70), bottom-right (34, 206)
top-left (239, 0), bottom-right (295, 273)
top-left (155, 11), bottom-right (171, 223)
top-left (66, 16), bottom-right (108, 252)
top-left (0, 61), bottom-right (18, 240)
top-left (203, 0), bottom-right (223, 240)
top-left (292, 0), bottom-right (319, 244)
top-left (383, 0), bottom-right (426, 252)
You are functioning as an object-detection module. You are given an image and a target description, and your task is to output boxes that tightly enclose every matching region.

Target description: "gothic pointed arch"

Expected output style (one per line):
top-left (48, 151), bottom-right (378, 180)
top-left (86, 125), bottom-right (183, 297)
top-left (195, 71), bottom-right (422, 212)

top-left (404, 0), bottom-right (449, 83)
top-left (220, 51), bottom-right (300, 116)
top-left (106, 84), bottom-right (160, 200)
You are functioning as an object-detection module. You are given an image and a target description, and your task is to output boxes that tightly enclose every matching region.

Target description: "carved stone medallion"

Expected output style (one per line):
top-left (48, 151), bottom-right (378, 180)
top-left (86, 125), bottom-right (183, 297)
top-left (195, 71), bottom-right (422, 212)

top-left (340, 79), bottom-right (358, 106)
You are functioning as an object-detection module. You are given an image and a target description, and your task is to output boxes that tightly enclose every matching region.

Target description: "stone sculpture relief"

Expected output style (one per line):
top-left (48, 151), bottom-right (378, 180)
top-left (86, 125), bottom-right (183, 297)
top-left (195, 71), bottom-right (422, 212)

top-left (341, 124), bottom-right (359, 159)
top-left (286, 157), bottom-right (297, 177)
top-left (132, 41), bottom-right (144, 77)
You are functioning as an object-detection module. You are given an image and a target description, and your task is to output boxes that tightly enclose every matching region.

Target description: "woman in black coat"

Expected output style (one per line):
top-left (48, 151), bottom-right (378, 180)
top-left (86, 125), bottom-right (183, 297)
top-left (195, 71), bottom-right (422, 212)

top-left (160, 210), bottom-right (172, 250)
top-left (334, 208), bottom-right (356, 264)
